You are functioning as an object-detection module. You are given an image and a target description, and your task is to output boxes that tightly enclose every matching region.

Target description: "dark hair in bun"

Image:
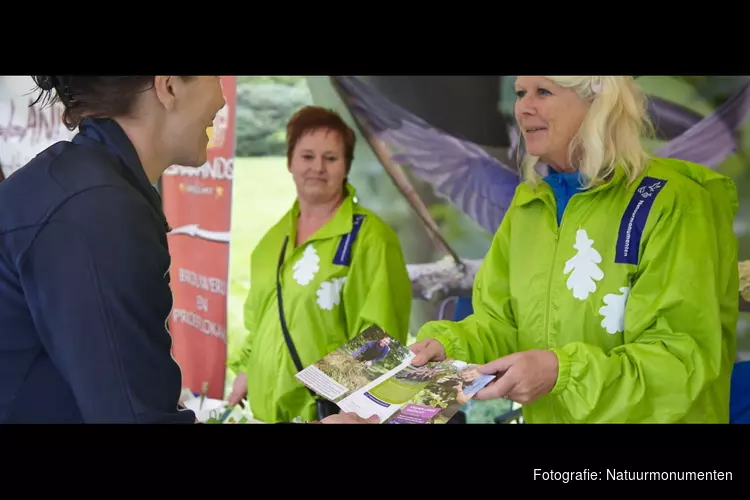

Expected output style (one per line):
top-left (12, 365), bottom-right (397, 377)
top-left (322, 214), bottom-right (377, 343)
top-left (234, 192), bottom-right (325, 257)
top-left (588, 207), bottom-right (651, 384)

top-left (29, 75), bottom-right (158, 130)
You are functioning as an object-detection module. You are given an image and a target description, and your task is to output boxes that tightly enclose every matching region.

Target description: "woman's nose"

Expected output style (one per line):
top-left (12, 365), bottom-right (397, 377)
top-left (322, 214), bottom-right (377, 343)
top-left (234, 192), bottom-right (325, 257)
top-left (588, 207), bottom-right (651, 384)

top-left (517, 94), bottom-right (538, 114)
top-left (519, 102), bottom-right (536, 116)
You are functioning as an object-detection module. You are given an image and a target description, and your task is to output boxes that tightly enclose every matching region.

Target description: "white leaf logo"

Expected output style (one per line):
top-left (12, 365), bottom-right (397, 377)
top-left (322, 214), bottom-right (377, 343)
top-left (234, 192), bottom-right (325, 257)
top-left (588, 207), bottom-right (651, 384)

top-left (293, 244), bottom-right (320, 286)
top-left (316, 277), bottom-right (347, 311)
top-left (599, 286), bottom-right (630, 334)
top-left (563, 228), bottom-right (604, 300)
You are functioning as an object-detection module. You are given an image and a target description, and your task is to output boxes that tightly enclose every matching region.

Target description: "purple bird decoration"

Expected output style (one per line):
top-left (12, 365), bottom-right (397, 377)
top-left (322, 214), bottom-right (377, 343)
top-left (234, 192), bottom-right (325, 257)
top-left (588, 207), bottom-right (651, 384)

top-left (334, 75), bottom-right (520, 235)
top-left (647, 95), bottom-right (703, 140)
top-left (656, 82), bottom-right (750, 167)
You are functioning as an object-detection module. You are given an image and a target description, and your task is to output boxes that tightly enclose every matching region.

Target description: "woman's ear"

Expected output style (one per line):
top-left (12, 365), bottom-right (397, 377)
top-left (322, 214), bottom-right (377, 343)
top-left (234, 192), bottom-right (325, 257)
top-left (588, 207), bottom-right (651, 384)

top-left (153, 76), bottom-right (177, 111)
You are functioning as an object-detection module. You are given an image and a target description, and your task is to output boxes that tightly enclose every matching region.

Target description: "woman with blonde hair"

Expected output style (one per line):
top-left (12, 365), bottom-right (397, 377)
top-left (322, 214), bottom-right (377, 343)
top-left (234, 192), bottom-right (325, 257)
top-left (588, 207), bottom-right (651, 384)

top-left (410, 76), bottom-right (739, 423)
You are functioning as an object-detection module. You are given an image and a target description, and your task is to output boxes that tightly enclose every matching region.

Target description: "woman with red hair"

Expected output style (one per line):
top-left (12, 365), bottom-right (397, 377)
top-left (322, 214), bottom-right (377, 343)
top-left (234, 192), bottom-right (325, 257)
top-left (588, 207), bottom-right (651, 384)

top-left (227, 106), bottom-right (412, 423)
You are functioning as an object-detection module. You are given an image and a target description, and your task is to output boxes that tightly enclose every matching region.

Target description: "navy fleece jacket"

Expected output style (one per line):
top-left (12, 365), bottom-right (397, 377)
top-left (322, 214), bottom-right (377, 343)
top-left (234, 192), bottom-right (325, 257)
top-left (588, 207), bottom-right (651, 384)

top-left (0, 117), bottom-right (195, 423)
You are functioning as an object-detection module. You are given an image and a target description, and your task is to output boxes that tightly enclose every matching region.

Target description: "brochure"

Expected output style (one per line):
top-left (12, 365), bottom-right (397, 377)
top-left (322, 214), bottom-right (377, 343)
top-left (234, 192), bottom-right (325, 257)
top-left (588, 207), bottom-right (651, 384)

top-left (295, 325), bottom-right (497, 424)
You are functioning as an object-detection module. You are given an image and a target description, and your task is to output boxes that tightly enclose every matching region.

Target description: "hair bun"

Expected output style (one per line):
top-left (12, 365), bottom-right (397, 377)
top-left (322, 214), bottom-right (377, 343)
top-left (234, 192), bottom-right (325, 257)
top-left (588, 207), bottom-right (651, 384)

top-left (33, 75), bottom-right (58, 91)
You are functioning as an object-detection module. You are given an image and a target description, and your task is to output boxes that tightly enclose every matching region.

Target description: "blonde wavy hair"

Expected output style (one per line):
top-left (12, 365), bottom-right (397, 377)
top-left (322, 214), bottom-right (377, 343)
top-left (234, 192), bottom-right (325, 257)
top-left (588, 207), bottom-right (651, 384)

top-left (519, 76), bottom-right (655, 188)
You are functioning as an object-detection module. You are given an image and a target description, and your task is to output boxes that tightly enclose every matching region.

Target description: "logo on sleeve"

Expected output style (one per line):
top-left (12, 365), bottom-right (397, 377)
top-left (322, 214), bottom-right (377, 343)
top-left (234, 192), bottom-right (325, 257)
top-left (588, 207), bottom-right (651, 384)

top-left (615, 177), bottom-right (667, 265)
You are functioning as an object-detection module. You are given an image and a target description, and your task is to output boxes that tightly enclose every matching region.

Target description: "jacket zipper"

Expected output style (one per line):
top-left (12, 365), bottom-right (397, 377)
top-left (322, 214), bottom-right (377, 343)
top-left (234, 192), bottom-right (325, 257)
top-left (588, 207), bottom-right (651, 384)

top-left (538, 176), bottom-right (615, 423)
top-left (544, 197), bottom-right (569, 424)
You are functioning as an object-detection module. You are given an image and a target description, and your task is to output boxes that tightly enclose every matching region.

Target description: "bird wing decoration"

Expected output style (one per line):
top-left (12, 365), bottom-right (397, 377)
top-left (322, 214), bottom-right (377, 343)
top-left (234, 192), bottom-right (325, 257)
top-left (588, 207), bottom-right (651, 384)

top-left (656, 82), bottom-right (750, 168)
top-left (647, 95), bottom-right (703, 140)
top-left (332, 76), bottom-right (521, 235)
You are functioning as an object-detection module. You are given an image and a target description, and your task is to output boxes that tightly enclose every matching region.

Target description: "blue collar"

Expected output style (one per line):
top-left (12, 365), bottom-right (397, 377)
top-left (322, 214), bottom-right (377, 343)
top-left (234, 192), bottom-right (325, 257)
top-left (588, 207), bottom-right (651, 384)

top-left (542, 169), bottom-right (588, 224)
top-left (543, 168), bottom-right (586, 190)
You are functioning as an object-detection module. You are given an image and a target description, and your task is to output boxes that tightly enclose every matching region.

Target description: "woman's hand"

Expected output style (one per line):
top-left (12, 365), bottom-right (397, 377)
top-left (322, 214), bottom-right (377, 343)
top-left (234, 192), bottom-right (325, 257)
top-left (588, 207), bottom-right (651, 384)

top-left (226, 373), bottom-right (248, 406)
top-left (409, 339), bottom-right (447, 366)
top-left (319, 412), bottom-right (380, 424)
top-left (474, 350), bottom-right (559, 405)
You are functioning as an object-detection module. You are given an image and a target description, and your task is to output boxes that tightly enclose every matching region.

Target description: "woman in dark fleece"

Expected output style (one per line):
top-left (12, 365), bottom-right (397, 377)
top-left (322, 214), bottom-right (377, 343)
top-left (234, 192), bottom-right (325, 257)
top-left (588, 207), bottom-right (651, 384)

top-left (0, 76), bottom-right (373, 425)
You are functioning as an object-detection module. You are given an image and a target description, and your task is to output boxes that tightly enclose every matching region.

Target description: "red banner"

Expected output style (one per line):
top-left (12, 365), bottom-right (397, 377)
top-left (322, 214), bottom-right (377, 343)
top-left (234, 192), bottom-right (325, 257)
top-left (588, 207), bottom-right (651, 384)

top-left (161, 76), bottom-right (236, 399)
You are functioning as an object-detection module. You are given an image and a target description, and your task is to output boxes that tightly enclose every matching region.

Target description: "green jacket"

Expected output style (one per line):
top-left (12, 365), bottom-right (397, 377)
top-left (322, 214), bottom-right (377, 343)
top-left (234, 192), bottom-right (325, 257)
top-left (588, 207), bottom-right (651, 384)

top-left (417, 157), bottom-right (739, 423)
top-left (228, 185), bottom-right (412, 423)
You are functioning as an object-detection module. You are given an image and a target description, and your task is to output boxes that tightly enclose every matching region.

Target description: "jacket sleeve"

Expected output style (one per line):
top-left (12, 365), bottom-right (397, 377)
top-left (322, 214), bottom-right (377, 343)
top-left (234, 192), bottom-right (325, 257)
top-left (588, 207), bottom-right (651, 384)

top-left (416, 206), bottom-right (518, 364)
top-left (18, 186), bottom-right (195, 424)
top-left (226, 273), bottom-right (256, 374)
top-left (549, 196), bottom-right (735, 423)
top-left (343, 233), bottom-right (412, 346)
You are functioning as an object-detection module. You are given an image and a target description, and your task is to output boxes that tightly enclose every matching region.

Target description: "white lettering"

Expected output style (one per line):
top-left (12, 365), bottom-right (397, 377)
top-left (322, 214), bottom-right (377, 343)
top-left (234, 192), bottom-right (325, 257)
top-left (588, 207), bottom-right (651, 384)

top-left (172, 309), bottom-right (226, 343)
top-left (607, 469), bottom-right (732, 481)
top-left (533, 469), bottom-right (599, 482)
top-left (178, 268), bottom-right (228, 296)
top-left (163, 156), bottom-right (234, 180)
top-left (182, 183), bottom-right (215, 196)
top-left (623, 199), bottom-right (644, 258)
top-left (196, 295), bottom-right (209, 312)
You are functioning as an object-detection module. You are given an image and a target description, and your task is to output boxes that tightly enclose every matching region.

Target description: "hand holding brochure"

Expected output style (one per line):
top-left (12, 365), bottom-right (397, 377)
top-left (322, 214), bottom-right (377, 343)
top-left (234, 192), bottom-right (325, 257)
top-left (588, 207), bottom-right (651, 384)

top-left (295, 325), bottom-right (496, 424)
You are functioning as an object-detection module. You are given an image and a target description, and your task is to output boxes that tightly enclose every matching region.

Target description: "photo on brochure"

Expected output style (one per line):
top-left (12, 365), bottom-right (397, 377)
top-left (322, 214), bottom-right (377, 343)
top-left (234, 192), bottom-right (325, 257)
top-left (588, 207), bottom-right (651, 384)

top-left (381, 361), bottom-right (496, 424)
top-left (295, 325), bottom-right (497, 424)
top-left (295, 325), bottom-right (415, 403)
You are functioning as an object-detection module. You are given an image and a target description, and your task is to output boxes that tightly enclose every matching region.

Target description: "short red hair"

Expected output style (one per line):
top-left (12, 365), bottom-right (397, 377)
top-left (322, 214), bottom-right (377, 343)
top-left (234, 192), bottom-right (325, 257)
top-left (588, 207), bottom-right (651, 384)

top-left (286, 106), bottom-right (356, 172)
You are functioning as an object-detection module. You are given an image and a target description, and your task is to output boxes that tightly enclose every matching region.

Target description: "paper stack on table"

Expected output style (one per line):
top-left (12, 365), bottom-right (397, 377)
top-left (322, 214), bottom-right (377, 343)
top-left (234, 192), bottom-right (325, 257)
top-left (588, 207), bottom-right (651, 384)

top-left (182, 395), bottom-right (230, 422)
top-left (179, 388), bottom-right (263, 424)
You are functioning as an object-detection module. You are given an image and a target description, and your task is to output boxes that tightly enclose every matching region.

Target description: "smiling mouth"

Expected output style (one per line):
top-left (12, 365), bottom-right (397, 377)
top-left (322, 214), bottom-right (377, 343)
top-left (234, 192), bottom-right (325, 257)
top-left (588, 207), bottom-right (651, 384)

top-left (526, 127), bottom-right (547, 133)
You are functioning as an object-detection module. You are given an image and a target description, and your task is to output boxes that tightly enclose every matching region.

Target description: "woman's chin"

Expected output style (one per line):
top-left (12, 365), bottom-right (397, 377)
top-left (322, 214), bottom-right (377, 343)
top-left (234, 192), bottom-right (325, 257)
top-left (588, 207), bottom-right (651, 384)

top-left (299, 186), bottom-right (341, 205)
top-left (188, 151), bottom-right (208, 168)
top-left (526, 147), bottom-right (547, 158)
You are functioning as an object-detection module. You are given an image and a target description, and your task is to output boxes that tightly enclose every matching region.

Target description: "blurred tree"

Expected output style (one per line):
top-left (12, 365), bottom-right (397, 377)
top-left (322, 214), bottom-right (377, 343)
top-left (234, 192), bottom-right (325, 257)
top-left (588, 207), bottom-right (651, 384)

top-left (234, 81), bottom-right (312, 156)
top-left (237, 76), bottom-right (308, 87)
